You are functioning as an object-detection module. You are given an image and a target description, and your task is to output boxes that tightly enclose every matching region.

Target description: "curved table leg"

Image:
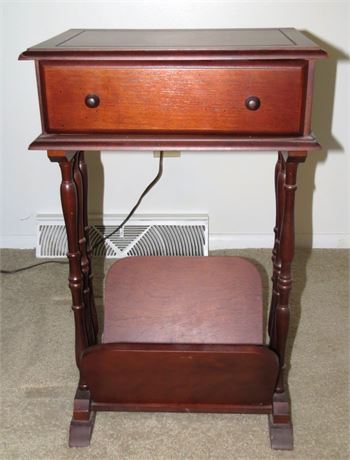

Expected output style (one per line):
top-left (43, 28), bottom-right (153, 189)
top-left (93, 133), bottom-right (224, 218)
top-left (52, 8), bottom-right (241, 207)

top-left (268, 150), bottom-right (307, 450)
top-left (48, 150), bottom-right (96, 447)
top-left (268, 152), bottom-right (284, 347)
top-left (78, 152), bottom-right (99, 340)
top-left (73, 152), bottom-right (97, 345)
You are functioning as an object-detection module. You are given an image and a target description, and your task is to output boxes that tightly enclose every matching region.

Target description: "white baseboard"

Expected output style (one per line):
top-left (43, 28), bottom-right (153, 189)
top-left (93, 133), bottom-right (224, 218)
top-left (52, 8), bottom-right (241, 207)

top-left (297, 234), bottom-right (350, 249)
top-left (1, 233), bottom-right (349, 250)
top-left (210, 233), bottom-right (350, 249)
top-left (0, 235), bottom-right (37, 250)
top-left (210, 234), bottom-right (274, 249)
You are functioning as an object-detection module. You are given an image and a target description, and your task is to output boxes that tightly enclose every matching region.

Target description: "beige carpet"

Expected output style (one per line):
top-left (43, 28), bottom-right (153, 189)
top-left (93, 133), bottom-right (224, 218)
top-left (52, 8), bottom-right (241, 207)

top-left (1, 249), bottom-right (349, 459)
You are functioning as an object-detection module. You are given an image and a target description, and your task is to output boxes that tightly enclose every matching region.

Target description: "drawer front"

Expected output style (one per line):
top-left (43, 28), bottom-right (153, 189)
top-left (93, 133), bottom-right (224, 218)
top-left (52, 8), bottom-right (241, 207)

top-left (41, 63), bottom-right (306, 135)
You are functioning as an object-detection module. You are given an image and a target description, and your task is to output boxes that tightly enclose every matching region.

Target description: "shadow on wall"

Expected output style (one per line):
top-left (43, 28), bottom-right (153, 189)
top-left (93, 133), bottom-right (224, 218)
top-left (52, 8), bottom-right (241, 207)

top-left (296, 31), bottom-right (347, 249)
top-left (285, 32), bottom-right (348, 381)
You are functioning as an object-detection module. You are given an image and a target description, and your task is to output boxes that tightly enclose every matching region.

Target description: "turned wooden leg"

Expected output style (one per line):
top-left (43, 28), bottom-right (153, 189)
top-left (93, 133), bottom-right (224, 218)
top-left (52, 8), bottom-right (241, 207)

top-left (73, 152), bottom-right (97, 346)
top-left (48, 150), bottom-right (88, 366)
top-left (268, 152), bottom-right (284, 347)
top-left (269, 152), bottom-right (288, 349)
top-left (275, 151), bottom-right (307, 393)
top-left (78, 152), bottom-right (99, 339)
top-left (48, 150), bottom-right (94, 447)
top-left (268, 151), bottom-right (307, 450)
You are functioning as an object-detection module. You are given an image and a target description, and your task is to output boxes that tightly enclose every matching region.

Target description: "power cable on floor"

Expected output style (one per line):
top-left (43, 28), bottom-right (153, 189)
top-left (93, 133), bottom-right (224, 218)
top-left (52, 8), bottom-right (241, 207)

top-left (0, 152), bottom-right (164, 274)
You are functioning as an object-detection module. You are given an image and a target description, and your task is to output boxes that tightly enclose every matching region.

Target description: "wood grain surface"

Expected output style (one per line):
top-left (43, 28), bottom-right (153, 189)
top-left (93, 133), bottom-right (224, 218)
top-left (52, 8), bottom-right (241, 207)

top-left (81, 343), bottom-right (279, 408)
top-left (30, 132), bottom-right (321, 151)
top-left (103, 256), bottom-right (263, 345)
top-left (41, 63), bottom-right (305, 134)
top-left (19, 28), bottom-right (327, 60)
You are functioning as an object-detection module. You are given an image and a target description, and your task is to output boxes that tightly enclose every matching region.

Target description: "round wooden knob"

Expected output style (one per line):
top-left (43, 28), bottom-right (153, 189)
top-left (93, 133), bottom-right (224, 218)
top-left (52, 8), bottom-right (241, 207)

top-left (245, 96), bottom-right (261, 111)
top-left (85, 94), bottom-right (100, 108)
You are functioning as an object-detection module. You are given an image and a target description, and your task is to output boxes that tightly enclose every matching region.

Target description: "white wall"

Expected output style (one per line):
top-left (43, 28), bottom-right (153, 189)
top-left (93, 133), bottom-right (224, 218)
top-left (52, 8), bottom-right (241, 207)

top-left (1, 1), bottom-right (349, 249)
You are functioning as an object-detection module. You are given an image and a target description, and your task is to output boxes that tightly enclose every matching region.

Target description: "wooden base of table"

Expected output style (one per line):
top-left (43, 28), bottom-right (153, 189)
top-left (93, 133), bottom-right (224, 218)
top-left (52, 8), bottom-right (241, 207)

top-left (68, 387), bottom-right (292, 449)
top-left (68, 390), bottom-right (293, 450)
top-left (69, 388), bottom-right (96, 448)
top-left (69, 412), bottom-right (96, 448)
top-left (268, 391), bottom-right (293, 449)
top-left (69, 256), bottom-right (290, 448)
top-left (268, 415), bottom-right (293, 450)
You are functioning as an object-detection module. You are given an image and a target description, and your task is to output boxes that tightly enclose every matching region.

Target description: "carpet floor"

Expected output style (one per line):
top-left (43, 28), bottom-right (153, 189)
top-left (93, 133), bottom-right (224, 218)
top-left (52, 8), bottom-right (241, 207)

top-left (1, 249), bottom-right (349, 459)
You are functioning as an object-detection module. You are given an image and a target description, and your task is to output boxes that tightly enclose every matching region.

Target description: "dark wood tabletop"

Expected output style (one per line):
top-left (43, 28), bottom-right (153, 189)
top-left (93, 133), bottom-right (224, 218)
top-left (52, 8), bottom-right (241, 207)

top-left (20, 28), bottom-right (326, 59)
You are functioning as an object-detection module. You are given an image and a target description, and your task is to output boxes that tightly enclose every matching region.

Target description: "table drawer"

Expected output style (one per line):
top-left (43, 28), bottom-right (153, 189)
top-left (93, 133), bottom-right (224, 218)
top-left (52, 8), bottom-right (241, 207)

top-left (40, 63), bottom-right (306, 135)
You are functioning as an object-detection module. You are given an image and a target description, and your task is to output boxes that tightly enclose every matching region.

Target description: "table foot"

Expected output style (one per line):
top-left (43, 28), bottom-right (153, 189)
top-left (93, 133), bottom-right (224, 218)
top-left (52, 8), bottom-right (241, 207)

top-left (268, 390), bottom-right (293, 450)
top-left (69, 412), bottom-right (96, 447)
top-left (268, 414), bottom-right (293, 450)
top-left (68, 387), bottom-right (95, 447)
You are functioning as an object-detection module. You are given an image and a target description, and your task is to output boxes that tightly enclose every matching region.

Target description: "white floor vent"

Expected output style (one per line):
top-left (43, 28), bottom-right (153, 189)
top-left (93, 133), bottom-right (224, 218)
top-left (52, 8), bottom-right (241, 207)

top-left (37, 214), bottom-right (208, 258)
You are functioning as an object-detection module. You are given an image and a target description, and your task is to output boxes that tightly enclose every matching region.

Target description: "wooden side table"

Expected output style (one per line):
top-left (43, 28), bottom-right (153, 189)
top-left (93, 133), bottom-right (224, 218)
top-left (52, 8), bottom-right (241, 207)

top-left (20, 29), bottom-right (326, 449)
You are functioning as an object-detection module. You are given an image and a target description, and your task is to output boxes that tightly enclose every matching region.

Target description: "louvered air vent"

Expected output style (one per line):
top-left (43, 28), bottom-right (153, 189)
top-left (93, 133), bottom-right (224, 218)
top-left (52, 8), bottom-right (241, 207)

top-left (36, 214), bottom-right (208, 258)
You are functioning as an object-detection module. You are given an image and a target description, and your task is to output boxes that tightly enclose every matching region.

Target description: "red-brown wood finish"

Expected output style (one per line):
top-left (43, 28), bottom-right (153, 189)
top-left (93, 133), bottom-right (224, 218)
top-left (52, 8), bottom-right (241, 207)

top-left (41, 62), bottom-right (306, 135)
top-left (78, 152), bottom-right (98, 339)
top-left (80, 344), bottom-right (279, 406)
top-left (274, 151), bottom-right (306, 394)
top-left (72, 153), bottom-right (96, 346)
top-left (19, 28), bottom-right (327, 61)
top-left (21, 29), bottom-right (326, 451)
top-left (268, 152), bottom-right (284, 346)
top-left (103, 256), bottom-right (263, 345)
top-left (48, 151), bottom-right (89, 368)
top-left (267, 151), bottom-right (307, 449)
top-left (69, 387), bottom-right (95, 448)
top-left (29, 132), bottom-right (322, 152)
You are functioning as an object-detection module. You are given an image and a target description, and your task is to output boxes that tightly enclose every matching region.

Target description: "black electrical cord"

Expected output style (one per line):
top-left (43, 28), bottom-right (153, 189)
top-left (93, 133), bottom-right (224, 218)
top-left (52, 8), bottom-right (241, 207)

top-left (0, 260), bottom-right (68, 274)
top-left (0, 152), bottom-right (164, 274)
top-left (92, 151), bottom-right (163, 251)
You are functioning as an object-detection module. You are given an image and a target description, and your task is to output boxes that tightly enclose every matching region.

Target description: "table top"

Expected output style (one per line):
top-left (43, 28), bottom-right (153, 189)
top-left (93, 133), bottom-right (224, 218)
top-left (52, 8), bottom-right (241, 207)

top-left (21, 28), bottom-right (326, 152)
top-left (20, 28), bottom-right (326, 60)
